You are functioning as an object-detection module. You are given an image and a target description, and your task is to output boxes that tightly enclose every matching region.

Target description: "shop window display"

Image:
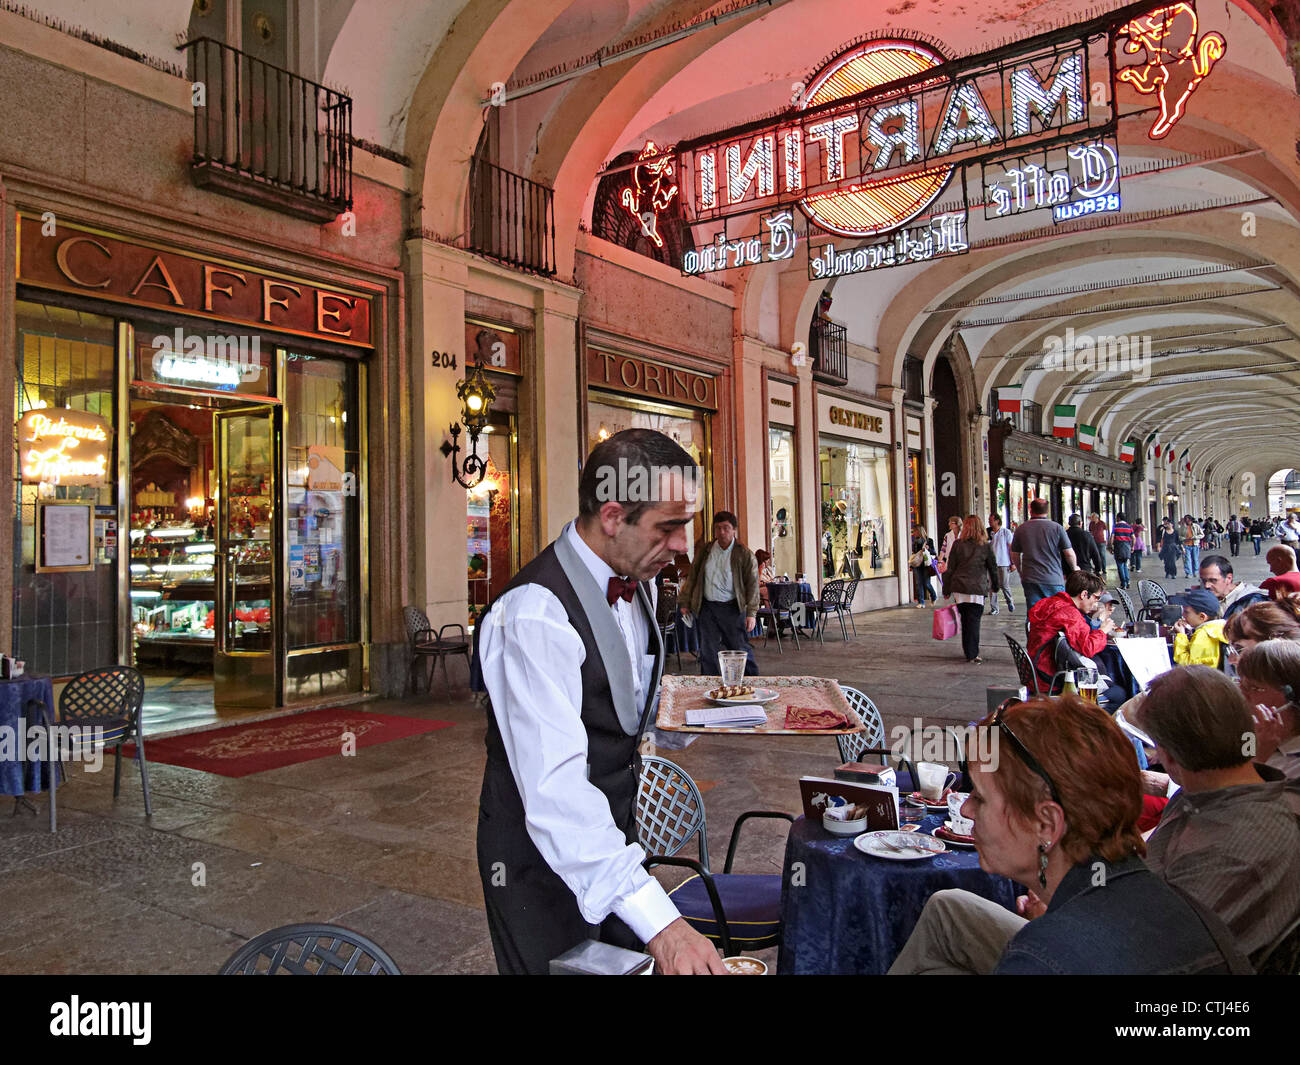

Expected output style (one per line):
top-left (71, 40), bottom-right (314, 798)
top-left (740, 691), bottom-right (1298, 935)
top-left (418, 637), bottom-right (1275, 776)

top-left (768, 427), bottom-right (798, 578)
top-left (818, 441), bottom-right (894, 579)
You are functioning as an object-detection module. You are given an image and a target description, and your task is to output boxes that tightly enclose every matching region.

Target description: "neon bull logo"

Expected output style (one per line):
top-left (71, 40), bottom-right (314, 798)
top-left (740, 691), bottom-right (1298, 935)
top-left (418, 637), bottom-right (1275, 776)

top-left (1116, 3), bottom-right (1225, 139)
top-left (621, 141), bottom-right (679, 249)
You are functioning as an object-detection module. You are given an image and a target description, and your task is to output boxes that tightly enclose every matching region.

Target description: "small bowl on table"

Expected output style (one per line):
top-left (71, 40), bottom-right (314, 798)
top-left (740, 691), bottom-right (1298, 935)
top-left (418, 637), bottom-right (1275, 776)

top-left (823, 810), bottom-right (868, 836)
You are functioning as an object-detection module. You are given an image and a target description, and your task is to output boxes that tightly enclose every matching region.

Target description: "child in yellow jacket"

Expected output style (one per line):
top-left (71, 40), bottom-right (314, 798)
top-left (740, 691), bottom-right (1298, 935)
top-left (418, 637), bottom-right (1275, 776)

top-left (1170, 589), bottom-right (1228, 667)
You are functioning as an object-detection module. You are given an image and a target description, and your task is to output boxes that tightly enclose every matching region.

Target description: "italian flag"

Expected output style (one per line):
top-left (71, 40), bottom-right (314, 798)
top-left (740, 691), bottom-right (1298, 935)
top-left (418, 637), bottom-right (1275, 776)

top-left (1168, 445), bottom-right (1178, 464)
top-left (1052, 405), bottom-right (1076, 438)
top-left (1077, 424), bottom-right (1096, 451)
top-left (1119, 441), bottom-right (1137, 463)
top-left (998, 386), bottom-right (1023, 413)
top-left (1145, 431), bottom-right (1158, 460)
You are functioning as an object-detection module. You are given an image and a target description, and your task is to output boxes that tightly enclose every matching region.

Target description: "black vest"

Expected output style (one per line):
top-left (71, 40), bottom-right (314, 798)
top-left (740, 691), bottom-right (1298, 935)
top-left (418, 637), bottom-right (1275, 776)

top-left (474, 541), bottom-right (659, 844)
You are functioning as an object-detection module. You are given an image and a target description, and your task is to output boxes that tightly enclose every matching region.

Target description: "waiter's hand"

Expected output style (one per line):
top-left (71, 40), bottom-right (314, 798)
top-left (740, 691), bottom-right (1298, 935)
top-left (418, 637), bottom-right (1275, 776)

top-left (646, 918), bottom-right (729, 974)
top-left (744, 614), bottom-right (757, 635)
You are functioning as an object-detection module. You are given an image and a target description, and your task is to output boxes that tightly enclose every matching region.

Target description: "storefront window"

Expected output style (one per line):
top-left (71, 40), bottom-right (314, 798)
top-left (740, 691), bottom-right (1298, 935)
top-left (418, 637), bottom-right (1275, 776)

top-left (1009, 477), bottom-right (1026, 526)
top-left (818, 440), bottom-right (894, 579)
top-left (12, 300), bottom-right (118, 675)
top-left (996, 474), bottom-right (1009, 526)
top-left (284, 353), bottom-right (360, 649)
top-left (587, 392), bottom-right (711, 549)
top-left (768, 426), bottom-right (798, 579)
top-left (908, 452), bottom-right (925, 531)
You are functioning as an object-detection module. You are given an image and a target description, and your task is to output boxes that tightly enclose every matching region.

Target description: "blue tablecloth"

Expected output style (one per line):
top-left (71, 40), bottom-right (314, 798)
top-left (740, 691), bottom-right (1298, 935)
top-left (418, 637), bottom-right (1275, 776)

top-left (778, 814), bottom-right (1019, 974)
top-left (0, 675), bottom-right (56, 796)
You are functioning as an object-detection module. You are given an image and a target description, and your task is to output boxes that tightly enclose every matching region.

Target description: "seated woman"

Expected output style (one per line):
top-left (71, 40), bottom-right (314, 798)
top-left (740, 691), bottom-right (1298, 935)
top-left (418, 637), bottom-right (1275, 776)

top-left (1237, 640), bottom-right (1300, 784)
top-left (889, 696), bottom-right (1233, 974)
top-left (1026, 569), bottom-right (1123, 704)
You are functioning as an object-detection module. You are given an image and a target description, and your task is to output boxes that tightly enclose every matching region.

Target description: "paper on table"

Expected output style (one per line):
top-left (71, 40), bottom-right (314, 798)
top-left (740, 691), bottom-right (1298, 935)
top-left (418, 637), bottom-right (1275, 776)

top-left (1114, 637), bottom-right (1173, 691)
top-left (684, 704), bottom-right (767, 727)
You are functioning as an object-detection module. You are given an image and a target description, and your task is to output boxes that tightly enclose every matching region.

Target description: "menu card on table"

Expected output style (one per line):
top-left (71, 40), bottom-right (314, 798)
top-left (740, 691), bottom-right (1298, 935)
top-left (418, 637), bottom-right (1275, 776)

top-left (799, 777), bottom-right (900, 829)
top-left (684, 705), bottom-right (768, 728)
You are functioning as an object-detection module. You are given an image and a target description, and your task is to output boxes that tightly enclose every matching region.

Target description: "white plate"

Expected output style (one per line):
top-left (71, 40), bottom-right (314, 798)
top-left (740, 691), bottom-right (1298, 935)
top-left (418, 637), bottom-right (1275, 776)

top-left (934, 822), bottom-right (977, 849)
top-left (853, 830), bottom-right (947, 860)
top-left (707, 688), bottom-right (779, 706)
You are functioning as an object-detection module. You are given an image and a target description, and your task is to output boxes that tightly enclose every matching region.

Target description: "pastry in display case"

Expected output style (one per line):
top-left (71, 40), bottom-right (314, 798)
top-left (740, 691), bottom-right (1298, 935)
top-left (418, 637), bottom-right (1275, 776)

top-left (130, 523), bottom-right (217, 665)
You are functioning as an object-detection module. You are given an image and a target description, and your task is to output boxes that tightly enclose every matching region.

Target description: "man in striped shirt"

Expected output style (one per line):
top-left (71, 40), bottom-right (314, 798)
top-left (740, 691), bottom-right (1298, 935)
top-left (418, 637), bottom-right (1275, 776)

top-left (1110, 513), bottom-right (1135, 590)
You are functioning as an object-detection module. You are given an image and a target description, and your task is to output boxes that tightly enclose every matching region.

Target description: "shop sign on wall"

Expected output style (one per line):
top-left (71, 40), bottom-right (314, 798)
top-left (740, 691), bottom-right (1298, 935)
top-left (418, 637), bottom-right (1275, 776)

top-left (588, 349), bottom-right (717, 410)
top-left (18, 216), bottom-right (376, 347)
top-left (465, 320), bottom-right (523, 375)
top-left (17, 409), bottom-right (112, 486)
top-left (817, 394), bottom-right (891, 444)
top-left (682, 210), bottom-right (799, 277)
top-left (1004, 436), bottom-right (1133, 488)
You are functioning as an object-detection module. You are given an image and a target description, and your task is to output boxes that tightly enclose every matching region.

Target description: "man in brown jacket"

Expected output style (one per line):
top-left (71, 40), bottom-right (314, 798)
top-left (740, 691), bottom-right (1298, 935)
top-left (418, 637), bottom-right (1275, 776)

top-left (682, 511), bottom-right (760, 676)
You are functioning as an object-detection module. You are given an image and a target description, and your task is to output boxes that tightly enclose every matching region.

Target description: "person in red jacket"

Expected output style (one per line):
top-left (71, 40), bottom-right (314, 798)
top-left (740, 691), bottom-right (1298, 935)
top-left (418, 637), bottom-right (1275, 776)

top-left (1027, 569), bottom-right (1118, 688)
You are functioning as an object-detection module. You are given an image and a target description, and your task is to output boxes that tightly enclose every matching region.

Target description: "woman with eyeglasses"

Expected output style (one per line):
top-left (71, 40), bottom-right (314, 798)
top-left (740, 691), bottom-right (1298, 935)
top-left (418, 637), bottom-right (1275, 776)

top-left (1223, 596), bottom-right (1300, 657)
top-left (889, 696), bottom-right (1232, 974)
top-left (1237, 641), bottom-right (1300, 784)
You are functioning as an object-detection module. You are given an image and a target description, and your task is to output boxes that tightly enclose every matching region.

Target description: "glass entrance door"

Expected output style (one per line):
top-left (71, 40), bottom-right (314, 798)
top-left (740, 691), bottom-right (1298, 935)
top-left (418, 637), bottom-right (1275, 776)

top-left (214, 406), bottom-right (279, 708)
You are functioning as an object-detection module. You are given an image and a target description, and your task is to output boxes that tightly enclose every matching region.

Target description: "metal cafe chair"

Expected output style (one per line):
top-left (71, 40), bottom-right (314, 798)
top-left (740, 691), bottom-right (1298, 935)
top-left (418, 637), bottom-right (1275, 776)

top-left (403, 607), bottom-right (471, 694)
top-left (637, 756), bottom-right (793, 957)
top-left (1113, 585), bottom-right (1139, 627)
top-left (758, 581), bottom-right (801, 653)
top-left (1137, 579), bottom-right (1168, 623)
top-left (836, 685), bottom-right (916, 793)
top-left (808, 578), bottom-right (851, 643)
top-left (843, 577), bottom-right (861, 637)
top-left (656, 583), bottom-right (683, 671)
top-left (57, 665), bottom-right (151, 818)
top-left (219, 923), bottom-right (401, 974)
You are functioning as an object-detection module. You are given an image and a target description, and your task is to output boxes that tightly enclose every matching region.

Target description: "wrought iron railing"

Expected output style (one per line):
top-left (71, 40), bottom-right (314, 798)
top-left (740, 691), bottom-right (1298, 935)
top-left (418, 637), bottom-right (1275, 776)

top-left (468, 155), bottom-right (556, 276)
top-left (810, 318), bottom-right (848, 385)
top-left (179, 37), bottom-right (352, 219)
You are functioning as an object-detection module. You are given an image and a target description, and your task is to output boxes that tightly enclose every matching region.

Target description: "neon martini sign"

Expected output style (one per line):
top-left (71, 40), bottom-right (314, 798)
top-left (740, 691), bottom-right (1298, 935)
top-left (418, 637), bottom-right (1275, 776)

top-left (663, 1), bottom-right (1224, 272)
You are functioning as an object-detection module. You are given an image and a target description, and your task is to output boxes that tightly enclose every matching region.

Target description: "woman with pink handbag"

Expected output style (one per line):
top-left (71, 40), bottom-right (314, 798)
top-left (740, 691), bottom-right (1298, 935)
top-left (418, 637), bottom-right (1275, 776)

top-left (940, 515), bottom-right (1001, 663)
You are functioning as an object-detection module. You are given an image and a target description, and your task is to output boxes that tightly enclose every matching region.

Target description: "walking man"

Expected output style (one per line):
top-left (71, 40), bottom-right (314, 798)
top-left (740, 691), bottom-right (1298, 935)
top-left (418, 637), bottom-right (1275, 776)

top-left (1181, 516), bottom-right (1204, 577)
top-left (683, 511), bottom-right (760, 676)
top-left (1110, 512), bottom-right (1135, 590)
top-left (988, 513), bottom-right (1015, 614)
top-left (1088, 512), bottom-right (1109, 577)
top-left (475, 429), bottom-right (726, 975)
top-left (1010, 497), bottom-right (1079, 610)
top-left (1227, 515), bottom-right (1242, 558)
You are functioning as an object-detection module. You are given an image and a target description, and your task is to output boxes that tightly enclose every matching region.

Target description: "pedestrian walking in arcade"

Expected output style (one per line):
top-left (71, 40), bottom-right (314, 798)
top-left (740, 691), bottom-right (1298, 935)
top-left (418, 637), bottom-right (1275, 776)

top-left (942, 515), bottom-right (1000, 664)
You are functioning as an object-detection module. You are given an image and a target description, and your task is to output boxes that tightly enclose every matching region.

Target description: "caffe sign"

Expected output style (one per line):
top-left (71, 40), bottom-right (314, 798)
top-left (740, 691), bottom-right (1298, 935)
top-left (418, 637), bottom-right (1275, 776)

top-left (17, 409), bottom-right (112, 486)
top-left (1004, 436), bottom-right (1132, 489)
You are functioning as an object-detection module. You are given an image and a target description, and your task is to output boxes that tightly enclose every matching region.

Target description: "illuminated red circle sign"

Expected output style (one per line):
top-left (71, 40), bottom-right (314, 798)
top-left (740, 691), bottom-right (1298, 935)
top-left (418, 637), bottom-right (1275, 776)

top-left (799, 40), bottom-right (955, 238)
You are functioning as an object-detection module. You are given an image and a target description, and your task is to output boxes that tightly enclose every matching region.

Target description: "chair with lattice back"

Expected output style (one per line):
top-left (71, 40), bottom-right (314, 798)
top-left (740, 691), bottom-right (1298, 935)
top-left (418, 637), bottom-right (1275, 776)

top-left (656, 583), bottom-right (682, 671)
top-left (1005, 633), bottom-right (1044, 695)
top-left (1137, 579), bottom-right (1167, 622)
top-left (637, 756), bottom-right (792, 956)
top-left (1113, 585), bottom-right (1138, 627)
top-left (219, 923), bottom-right (401, 974)
top-left (58, 666), bottom-right (150, 817)
top-left (403, 606), bottom-right (470, 694)
top-left (808, 579), bottom-right (850, 643)
top-left (843, 577), bottom-right (861, 637)
top-left (758, 581), bottom-right (801, 653)
top-left (836, 685), bottom-right (915, 793)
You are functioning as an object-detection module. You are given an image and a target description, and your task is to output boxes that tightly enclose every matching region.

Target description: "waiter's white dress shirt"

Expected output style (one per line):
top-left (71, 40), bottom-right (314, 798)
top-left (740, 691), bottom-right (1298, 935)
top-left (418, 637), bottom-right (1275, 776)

top-left (478, 522), bottom-right (678, 945)
top-left (703, 540), bottom-right (735, 603)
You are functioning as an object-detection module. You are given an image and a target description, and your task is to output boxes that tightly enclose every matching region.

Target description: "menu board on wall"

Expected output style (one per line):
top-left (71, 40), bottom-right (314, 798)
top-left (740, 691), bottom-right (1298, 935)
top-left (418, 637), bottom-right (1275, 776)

top-left (37, 502), bottom-right (94, 572)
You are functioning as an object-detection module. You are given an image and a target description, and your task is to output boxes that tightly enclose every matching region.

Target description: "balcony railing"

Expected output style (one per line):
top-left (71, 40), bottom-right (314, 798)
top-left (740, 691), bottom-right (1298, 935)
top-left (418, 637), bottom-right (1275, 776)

top-left (180, 37), bottom-right (352, 222)
top-left (468, 156), bottom-right (556, 276)
top-left (810, 318), bottom-right (848, 386)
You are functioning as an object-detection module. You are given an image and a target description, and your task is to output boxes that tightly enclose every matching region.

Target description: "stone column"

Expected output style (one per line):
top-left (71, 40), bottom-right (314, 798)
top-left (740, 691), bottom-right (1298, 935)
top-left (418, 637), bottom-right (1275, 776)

top-left (880, 385), bottom-right (910, 604)
top-left (732, 335), bottom-right (769, 548)
top-left (795, 356), bottom-right (819, 584)
top-left (406, 238), bottom-right (470, 631)
top-left (922, 396), bottom-right (939, 540)
top-left (970, 409), bottom-right (991, 519)
top-left (534, 286), bottom-right (581, 545)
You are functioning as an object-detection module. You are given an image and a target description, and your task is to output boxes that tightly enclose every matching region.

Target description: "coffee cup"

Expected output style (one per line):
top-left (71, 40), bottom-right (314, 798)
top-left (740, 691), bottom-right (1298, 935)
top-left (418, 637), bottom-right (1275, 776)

top-left (916, 761), bottom-right (957, 801)
top-left (946, 791), bottom-right (974, 835)
top-left (722, 956), bottom-right (768, 975)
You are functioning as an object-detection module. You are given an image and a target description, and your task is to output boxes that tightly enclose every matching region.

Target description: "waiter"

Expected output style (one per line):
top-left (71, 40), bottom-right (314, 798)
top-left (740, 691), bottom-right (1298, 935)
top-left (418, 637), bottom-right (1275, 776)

top-left (475, 429), bottom-right (725, 975)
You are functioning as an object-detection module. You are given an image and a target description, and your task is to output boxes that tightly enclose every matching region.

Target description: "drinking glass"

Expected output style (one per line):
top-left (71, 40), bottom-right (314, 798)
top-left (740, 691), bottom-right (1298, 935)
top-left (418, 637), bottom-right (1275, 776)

top-left (1075, 666), bottom-right (1099, 704)
top-left (718, 651), bottom-right (748, 688)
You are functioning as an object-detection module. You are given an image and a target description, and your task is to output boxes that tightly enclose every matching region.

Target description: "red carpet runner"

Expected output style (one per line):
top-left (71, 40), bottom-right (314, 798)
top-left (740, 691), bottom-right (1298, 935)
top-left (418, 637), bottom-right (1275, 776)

top-left (122, 708), bottom-right (454, 778)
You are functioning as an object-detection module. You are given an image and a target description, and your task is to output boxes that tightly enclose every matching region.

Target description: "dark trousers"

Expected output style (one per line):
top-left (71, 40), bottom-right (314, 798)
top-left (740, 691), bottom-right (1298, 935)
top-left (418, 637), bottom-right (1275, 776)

top-left (1229, 536), bottom-right (1240, 557)
top-left (913, 568), bottom-right (937, 603)
top-left (697, 599), bottom-right (758, 676)
top-left (1132, 550), bottom-right (1143, 571)
top-left (956, 602), bottom-right (983, 661)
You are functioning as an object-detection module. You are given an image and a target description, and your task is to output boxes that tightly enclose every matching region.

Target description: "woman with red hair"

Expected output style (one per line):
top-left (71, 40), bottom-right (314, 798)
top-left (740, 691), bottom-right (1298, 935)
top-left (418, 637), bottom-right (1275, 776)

top-left (941, 515), bottom-right (1000, 664)
top-left (890, 696), bottom-right (1232, 974)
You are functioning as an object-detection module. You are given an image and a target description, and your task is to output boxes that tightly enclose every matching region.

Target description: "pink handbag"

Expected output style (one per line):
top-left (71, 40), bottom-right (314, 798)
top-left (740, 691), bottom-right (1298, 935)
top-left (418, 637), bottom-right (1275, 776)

top-left (932, 604), bottom-right (959, 641)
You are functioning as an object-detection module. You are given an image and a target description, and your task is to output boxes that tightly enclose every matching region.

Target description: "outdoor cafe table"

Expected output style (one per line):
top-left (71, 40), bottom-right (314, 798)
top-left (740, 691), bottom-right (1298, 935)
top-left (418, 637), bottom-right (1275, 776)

top-left (778, 813), bottom-right (1019, 974)
top-left (0, 674), bottom-right (57, 797)
top-left (655, 675), bottom-right (865, 736)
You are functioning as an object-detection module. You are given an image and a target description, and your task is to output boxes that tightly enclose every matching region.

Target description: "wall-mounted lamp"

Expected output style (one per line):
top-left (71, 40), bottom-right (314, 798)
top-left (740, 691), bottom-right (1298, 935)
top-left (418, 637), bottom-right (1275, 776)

top-left (440, 356), bottom-right (497, 489)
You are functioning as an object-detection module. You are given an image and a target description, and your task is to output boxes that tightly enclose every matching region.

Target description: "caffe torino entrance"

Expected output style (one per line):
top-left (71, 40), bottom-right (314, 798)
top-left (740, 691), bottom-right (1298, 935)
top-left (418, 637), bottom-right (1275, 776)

top-left (14, 215), bottom-right (374, 726)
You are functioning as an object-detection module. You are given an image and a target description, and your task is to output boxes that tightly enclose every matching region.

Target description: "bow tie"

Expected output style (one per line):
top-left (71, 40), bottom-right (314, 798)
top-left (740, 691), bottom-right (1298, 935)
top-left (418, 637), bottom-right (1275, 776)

top-left (607, 576), bottom-right (638, 606)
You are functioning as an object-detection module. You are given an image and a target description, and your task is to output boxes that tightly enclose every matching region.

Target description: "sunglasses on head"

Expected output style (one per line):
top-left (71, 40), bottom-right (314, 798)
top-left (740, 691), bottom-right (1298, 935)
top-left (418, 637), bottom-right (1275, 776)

top-left (990, 700), bottom-right (1064, 807)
